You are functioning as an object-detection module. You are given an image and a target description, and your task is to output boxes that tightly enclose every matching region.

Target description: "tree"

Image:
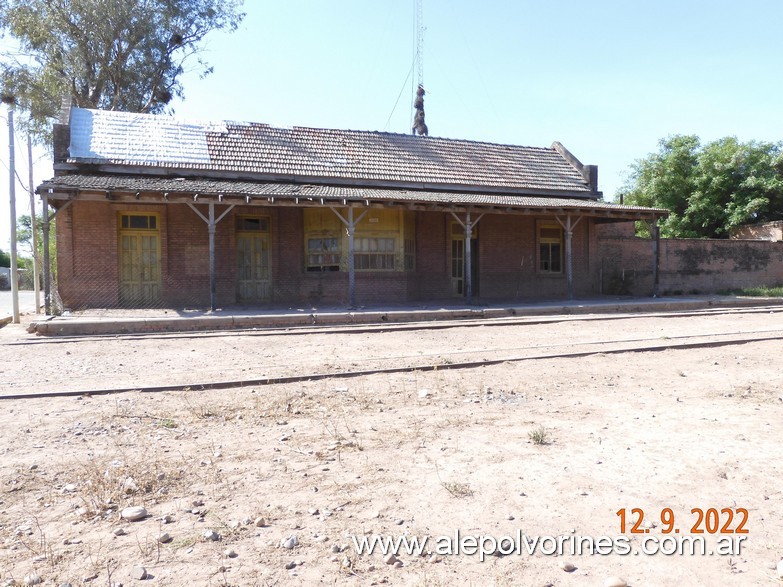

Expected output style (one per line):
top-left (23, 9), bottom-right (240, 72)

top-left (0, 248), bottom-right (9, 267)
top-left (16, 213), bottom-right (35, 256)
top-left (16, 213), bottom-right (55, 279)
top-left (619, 135), bottom-right (783, 238)
top-left (0, 0), bottom-right (245, 141)
top-left (17, 213), bottom-right (44, 256)
top-left (15, 255), bottom-right (31, 269)
top-left (618, 135), bottom-right (700, 237)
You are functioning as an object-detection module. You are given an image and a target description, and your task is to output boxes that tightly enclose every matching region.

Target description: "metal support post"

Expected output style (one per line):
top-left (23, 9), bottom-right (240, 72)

top-left (556, 215), bottom-right (582, 301)
top-left (208, 202), bottom-right (216, 311)
top-left (464, 211), bottom-right (473, 304)
top-left (652, 221), bottom-right (660, 297)
top-left (187, 201), bottom-right (235, 312)
top-left (449, 210), bottom-right (484, 305)
top-left (347, 207), bottom-right (357, 308)
top-left (42, 193), bottom-right (50, 315)
top-left (330, 205), bottom-right (368, 309)
top-left (564, 225), bottom-right (574, 300)
top-left (28, 134), bottom-right (40, 312)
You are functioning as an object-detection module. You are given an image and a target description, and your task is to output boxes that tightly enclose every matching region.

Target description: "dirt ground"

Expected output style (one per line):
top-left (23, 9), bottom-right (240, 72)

top-left (1, 309), bottom-right (782, 586)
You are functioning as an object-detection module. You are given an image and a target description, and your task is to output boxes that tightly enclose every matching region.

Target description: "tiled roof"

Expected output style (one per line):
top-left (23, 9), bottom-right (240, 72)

top-left (69, 108), bottom-right (224, 165)
top-left (66, 108), bottom-right (597, 196)
top-left (39, 174), bottom-right (668, 218)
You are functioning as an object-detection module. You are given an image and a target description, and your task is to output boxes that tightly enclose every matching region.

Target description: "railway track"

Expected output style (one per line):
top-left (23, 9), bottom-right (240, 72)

top-left (3, 320), bottom-right (781, 401)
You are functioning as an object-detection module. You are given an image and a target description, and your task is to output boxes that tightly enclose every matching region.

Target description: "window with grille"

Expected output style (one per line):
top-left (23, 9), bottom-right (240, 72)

top-left (307, 237), bottom-right (340, 271)
top-left (354, 237), bottom-right (396, 271)
top-left (302, 209), bottom-right (414, 273)
top-left (539, 225), bottom-right (563, 273)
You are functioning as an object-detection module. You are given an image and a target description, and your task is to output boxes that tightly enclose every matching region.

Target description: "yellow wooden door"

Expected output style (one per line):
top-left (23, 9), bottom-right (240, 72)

top-left (119, 232), bottom-right (160, 306)
top-left (237, 233), bottom-right (271, 302)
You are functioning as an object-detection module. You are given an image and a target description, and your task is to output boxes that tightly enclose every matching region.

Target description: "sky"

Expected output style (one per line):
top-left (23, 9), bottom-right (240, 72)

top-left (3, 0), bottom-right (783, 252)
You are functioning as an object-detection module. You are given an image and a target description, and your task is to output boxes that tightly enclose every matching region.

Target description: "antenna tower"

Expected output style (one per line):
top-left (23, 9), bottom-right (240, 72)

top-left (415, 0), bottom-right (424, 88)
top-left (412, 0), bottom-right (428, 135)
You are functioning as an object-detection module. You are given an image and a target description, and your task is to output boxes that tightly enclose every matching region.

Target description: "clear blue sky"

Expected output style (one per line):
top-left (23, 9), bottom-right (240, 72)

top-left (3, 0), bottom-right (783, 251)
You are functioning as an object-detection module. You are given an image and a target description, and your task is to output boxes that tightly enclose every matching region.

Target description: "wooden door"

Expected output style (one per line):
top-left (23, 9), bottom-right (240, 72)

top-left (451, 237), bottom-right (465, 296)
top-left (236, 232), bottom-right (271, 302)
top-left (119, 231), bottom-right (160, 306)
top-left (450, 221), bottom-right (479, 297)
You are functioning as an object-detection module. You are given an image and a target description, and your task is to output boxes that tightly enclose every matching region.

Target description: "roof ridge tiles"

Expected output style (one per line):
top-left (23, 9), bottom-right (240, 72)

top-left (74, 106), bottom-right (558, 153)
top-left (65, 107), bottom-right (597, 196)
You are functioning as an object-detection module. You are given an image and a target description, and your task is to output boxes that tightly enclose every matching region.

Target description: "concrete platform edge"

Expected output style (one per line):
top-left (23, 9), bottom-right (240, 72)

top-left (24, 296), bottom-right (783, 337)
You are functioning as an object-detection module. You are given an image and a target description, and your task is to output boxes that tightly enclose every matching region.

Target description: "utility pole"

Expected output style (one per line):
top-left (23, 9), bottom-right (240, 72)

top-left (8, 107), bottom-right (19, 323)
top-left (28, 134), bottom-right (40, 313)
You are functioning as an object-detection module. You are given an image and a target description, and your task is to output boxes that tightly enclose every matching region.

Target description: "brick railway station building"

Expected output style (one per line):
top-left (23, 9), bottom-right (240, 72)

top-left (37, 107), bottom-right (667, 311)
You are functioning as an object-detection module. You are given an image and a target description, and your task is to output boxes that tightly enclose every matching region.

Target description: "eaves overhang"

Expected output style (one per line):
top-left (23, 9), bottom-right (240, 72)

top-left (37, 174), bottom-right (667, 221)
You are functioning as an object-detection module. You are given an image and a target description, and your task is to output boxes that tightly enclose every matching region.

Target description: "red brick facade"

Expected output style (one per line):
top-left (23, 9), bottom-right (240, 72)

top-left (55, 200), bottom-right (604, 309)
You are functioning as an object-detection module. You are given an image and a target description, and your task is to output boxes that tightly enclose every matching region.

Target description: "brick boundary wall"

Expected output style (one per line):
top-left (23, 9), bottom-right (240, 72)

top-left (730, 221), bottom-right (783, 241)
top-left (598, 235), bottom-right (783, 296)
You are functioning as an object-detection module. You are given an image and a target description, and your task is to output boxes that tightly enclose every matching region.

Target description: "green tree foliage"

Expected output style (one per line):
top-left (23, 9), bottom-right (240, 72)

top-left (16, 213), bottom-right (55, 275)
top-left (619, 135), bottom-right (783, 238)
top-left (0, 0), bottom-right (244, 141)
top-left (0, 248), bottom-right (9, 267)
top-left (16, 213), bottom-right (40, 256)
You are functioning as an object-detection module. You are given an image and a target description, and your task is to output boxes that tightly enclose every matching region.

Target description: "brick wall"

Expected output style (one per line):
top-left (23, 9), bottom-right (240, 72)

top-left (730, 221), bottom-right (783, 241)
top-left (55, 201), bottom-right (608, 308)
top-left (410, 211), bottom-right (450, 300)
top-left (477, 215), bottom-right (596, 300)
top-left (594, 221), bottom-right (636, 238)
top-left (57, 200), bottom-right (169, 308)
top-left (598, 235), bottom-right (783, 295)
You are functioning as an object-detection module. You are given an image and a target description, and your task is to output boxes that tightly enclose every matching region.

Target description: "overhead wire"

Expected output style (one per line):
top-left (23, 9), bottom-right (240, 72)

top-left (383, 0), bottom-right (419, 133)
top-left (384, 62), bottom-right (414, 132)
top-left (0, 144), bottom-right (32, 193)
top-left (358, 0), bottom-right (397, 128)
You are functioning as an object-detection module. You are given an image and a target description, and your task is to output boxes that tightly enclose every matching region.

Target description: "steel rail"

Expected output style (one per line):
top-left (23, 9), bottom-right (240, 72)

top-left (2, 331), bottom-right (781, 401)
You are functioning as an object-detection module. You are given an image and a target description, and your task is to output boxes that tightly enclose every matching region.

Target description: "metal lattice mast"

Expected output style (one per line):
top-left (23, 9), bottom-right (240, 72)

top-left (412, 0), bottom-right (428, 136)
top-left (415, 0), bottom-right (424, 88)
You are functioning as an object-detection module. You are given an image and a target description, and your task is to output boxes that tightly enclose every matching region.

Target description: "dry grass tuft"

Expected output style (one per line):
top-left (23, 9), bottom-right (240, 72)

top-left (441, 481), bottom-right (474, 498)
top-left (74, 454), bottom-right (187, 516)
top-left (528, 425), bottom-right (550, 446)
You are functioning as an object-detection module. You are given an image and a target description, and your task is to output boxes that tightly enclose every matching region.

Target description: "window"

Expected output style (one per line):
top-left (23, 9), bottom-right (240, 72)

top-left (121, 214), bottom-right (157, 230)
top-left (302, 208), bottom-right (415, 273)
top-left (304, 209), bottom-right (343, 272)
top-left (539, 225), bottom-right (563, 273)
top-left (236, 216), bottom-right (269, 232)
top-left (354, 237), bottom-right (396, 271)
top-left (307, 237), bottom-right (340, 271)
